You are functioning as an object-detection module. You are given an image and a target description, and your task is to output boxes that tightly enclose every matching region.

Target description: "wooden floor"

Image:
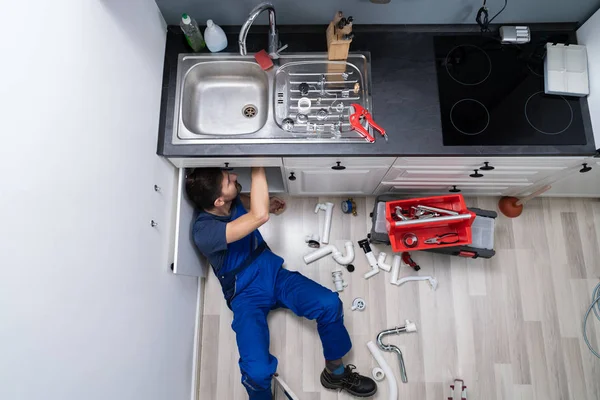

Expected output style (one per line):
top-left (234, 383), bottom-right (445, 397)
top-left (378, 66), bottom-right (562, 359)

top-left (197, 196), bottom-right (600, 400)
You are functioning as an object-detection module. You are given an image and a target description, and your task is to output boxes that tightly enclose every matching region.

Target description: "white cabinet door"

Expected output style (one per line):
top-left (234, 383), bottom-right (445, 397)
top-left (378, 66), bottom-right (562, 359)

top-left (168, 157), bottom-right (283, 169)
top-left (375, 182), bottom-right (513, 196)
top-left (388, 157), bottom-right (585, 181)
top-left (170, 168), bottom-right (209, 277)
top-left (283, 157), bottom-right (395, 195)
top-left (378, 156), bottom-right (588, 196)
top-left (286, 167), bottom-right (391, 195)
top-left (284, 157), bottom-right (395, 169)
top-left (545, 160), bottom-right (600, 197)
top-left (391, 156), bottom-right (587, 169)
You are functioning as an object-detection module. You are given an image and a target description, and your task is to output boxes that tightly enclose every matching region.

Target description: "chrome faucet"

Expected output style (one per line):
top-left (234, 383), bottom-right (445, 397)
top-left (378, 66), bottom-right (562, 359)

top-left (239, 2), bottom-right (282, 58)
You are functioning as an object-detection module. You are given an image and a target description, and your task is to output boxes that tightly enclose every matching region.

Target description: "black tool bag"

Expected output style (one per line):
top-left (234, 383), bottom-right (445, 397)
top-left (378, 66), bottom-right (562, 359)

top-left (368, 194), bottom-right (496, 259)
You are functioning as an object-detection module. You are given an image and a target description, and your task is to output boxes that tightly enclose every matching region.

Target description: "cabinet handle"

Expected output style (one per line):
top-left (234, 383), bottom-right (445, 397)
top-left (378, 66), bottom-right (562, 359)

top-left (288, 172), bottom-right (297, 181)
top-left (331, 161), bottom-right (346, 170)
top-left (222, 162), bottom-right (233, 171)
top-left (469, 169), bottom-right (484, 178)
top-left (580, 163), bottom-right (592, 173)
top-left (480, 162), bottom-right (495, 171)
top-left (449, 185), bottom-right (461, 193)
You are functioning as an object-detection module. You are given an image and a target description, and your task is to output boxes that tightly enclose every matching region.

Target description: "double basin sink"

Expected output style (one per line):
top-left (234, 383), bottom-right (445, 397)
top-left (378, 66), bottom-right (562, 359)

top-left (172, 53), bottom-right (373, 144)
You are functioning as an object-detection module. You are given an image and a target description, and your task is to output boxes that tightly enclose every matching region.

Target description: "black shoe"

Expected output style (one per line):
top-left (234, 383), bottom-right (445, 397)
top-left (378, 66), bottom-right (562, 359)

top-left (320, 364), bottom-right (377, 397)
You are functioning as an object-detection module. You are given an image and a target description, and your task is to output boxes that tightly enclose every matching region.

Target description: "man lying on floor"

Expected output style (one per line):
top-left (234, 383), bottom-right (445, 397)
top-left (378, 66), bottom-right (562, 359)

top-left (186, 166), bottom-right (377, 400)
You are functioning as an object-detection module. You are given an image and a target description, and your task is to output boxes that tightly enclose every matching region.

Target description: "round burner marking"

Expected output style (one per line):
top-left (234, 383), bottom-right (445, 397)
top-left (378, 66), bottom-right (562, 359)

top-left (524, 91), bottom-right (573, 135)
top-left (445, 44), bottom-right (492, 86)
top-left (527, 60), bottom-right (544, 77)
top-left (450, 99), bottom-right (490, 136)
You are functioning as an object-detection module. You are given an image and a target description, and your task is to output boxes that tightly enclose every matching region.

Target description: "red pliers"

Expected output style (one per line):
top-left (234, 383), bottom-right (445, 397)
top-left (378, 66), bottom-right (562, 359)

top-left (349, 103), bottom-right (387, 143)
top-left (424, 232), bottom-right (460, 245)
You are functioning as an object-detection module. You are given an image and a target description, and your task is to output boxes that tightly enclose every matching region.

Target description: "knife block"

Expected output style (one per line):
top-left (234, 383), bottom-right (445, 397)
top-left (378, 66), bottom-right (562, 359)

top-left (326, 21), bottom-right (352, 61)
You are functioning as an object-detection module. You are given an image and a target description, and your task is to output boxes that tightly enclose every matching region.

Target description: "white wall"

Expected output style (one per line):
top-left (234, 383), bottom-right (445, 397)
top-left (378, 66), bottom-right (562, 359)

top-left (0, 1), bottom-right (199, 400)
top-left (578, 8), bottom-right (600, 148)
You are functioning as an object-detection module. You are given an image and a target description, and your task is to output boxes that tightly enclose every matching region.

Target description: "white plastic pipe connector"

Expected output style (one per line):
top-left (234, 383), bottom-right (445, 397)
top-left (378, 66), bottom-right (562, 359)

top-left (332, 241), bottom-right (355, 265)
top-left (372, 367), bottom-right (385, 381)
top-left (363, 251), bottom-right (380, 279)
top-left (367, 341), bottom-right (398, 400)
top-left (315, 202), bottom-right (334, 244)
top-left (304, 244), bottom-right (336, 264)
top-left (377, 252), bottom-right (392, 272)
top-left (404, 320), bottom-right (417, 333)
top-left (332, 269), bottom-right (347, 292)
top-left (304, 242), bottom-right (354, 266)
top-left (391, 255), bottom-right (402, 285)
top-left (351, 297), bottom-right (366, 311)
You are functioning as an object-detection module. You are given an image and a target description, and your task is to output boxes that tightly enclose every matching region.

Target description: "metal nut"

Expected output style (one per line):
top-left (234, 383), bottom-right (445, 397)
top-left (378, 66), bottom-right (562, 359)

top-left (316, 108), bottom-right (328, 121)
top-left (282, 118), bottom-right (294, 131)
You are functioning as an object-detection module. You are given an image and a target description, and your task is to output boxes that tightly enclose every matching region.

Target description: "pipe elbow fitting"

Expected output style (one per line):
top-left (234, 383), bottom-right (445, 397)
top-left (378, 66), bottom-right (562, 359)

top-left (377, 252), bottom-right (392, 272)
top-left (332, 241), bottom-right (355, 265)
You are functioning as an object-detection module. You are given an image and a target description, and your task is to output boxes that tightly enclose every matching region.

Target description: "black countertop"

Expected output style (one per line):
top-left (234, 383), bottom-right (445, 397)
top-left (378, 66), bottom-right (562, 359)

top-left (157, 24), bottom-right (597, 157)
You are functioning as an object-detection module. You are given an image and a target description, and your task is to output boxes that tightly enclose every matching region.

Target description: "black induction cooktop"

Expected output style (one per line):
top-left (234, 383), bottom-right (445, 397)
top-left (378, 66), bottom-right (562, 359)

top-left (434, 33), bottom-right (587, 146)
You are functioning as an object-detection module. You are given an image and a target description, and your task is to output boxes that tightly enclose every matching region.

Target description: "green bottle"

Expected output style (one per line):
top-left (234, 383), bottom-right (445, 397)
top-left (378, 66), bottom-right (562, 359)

top-left (180, 13), bottom-right (206, 52)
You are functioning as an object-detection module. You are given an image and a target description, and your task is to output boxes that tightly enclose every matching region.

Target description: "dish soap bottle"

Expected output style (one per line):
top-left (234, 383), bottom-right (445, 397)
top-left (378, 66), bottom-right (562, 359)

top-left (180, 13), bottom-right (206, 52)
top-left (204, 20), bottom-right (228, 53)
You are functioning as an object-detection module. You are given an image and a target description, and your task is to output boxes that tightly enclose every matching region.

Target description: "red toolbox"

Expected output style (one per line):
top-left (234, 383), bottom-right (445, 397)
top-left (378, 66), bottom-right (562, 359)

top-left (385, 195), bottom-right (476, 253)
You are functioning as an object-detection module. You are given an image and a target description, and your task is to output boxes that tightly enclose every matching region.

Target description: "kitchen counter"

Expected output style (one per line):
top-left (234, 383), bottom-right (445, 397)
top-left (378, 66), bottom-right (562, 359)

top-left (157, 24), bottom-right (597, 157)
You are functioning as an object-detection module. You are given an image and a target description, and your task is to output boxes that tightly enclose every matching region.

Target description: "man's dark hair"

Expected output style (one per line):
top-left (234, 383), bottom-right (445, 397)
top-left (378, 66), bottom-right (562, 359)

top-left (185, 168), bottom-right (224, 211)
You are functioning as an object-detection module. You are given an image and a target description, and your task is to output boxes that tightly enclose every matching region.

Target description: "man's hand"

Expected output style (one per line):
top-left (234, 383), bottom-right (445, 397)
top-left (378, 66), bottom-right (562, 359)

top-left (269, 196), bottom-right (286, 215)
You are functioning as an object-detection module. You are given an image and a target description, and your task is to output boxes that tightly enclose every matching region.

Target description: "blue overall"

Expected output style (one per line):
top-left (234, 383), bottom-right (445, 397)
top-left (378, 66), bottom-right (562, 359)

top-left (193, 197), bottom-right (352, 400)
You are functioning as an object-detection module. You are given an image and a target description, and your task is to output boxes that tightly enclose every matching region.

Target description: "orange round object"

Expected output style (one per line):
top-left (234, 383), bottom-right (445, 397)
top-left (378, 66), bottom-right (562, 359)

top-left (498, 196), bottom-right (523, 218)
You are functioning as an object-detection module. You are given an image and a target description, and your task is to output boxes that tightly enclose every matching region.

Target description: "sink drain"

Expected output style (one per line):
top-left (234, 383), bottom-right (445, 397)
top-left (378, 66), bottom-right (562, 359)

top-left (242, 105), bottom-right (258, 118)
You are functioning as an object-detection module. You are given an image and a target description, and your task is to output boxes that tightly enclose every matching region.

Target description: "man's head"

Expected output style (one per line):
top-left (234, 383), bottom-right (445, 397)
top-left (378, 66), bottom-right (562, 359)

top-left (185, 168), bottom-right (240, 211)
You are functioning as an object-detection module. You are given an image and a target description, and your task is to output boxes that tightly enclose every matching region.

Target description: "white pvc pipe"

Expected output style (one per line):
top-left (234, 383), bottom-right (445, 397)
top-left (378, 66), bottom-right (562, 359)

top-left (315, 202), bottom-right (334, 244)
top-left (364, 267), bottom-right (380, 279)
top-left (303, 244), bottom-right (336, 264)
top-left (332, 241), bottom-right (355, 265)
top-left (391, 255), bottom-right (402, 285)
top-left (393, 275), bottom-right (439, 291)
top-left (367, 341), bottom-right (398, 400)
top-left (377, 252), bottom-right (392, 272)
top-left (304, 242), bottom-right (355, 267)
top-left (363, 251), bottom-right (379, 279)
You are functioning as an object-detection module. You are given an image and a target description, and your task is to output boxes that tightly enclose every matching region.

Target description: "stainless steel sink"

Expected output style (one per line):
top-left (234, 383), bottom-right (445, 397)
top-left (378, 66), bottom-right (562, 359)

top-left (172, 52), bottom-right (373, 144)
top-left (179, 59), bottom-right (268, 136)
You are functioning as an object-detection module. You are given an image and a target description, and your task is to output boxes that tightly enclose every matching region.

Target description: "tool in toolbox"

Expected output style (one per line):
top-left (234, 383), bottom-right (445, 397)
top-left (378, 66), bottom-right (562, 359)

top-left (370, 194), bottom-right (497, 259)
top-left (402, 233), bottom-right (419, 248)
top-left (394, 206), bottom-right (409, 221)
top-left (415, 205), bottom-right (458, 216)
top-left (349, 103), bottom-right (387, 142)
top-left (392, 213), bottom-right (472, 227)
top-left (395, 204), bottom-right (459, 221)
top-left (424, 232), bottom-right (460, 245)
top-left (385, 195), bottom-right (477, 253)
